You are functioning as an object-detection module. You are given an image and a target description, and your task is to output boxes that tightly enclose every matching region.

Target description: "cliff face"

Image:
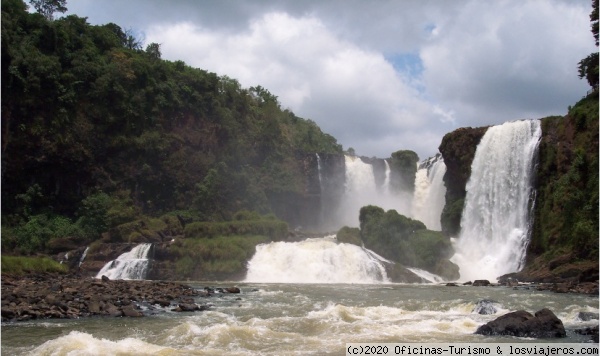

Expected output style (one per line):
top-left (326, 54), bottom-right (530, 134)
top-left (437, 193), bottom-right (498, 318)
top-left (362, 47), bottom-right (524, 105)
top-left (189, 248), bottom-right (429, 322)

top-left (437, 126), bottom-right (488, 236)
top-left (518, 94), bottom-right (599, 282)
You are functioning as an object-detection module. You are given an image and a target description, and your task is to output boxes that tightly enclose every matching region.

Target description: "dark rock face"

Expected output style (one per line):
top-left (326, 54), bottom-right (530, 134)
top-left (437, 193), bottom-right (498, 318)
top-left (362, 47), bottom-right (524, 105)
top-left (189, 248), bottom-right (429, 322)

top-left (475, 308), bottom-right (566, 338)
top-left (438, 126), bottom-right (488, 237)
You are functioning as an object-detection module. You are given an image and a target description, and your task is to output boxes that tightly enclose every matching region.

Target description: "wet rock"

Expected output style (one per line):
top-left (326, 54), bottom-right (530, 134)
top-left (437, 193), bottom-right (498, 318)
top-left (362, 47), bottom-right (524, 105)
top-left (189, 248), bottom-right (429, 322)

top-left (472, 279), bottom-right (490, 286)
top-left (225, 287), bottom-right (241, 293)
top-left (575, 325), bottom-right (599, 343)
top-left (577, 312), bottom-right (599, 321)
top-left (122, 305), bottom-right (143, 317)
top-left (473, 300), bottom-right (498, 315)
top-left (475, 308), bottom-right (565, 338)
top-left (101, 275), bottom-right (110, 282)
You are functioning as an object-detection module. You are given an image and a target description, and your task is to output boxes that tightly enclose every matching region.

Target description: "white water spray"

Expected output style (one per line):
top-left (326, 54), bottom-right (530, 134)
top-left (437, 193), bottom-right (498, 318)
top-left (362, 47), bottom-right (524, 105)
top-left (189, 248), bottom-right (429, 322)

top-left (96, 243), bottom-right (152, 280)
top-left (451, 120), bottom-right (541, 282)
top-left (78, 246), bottom-right (90, 267)
top-left (411, 156), bottom-right (447, 230)
top-left (245, 237), bottom-right (389, 283)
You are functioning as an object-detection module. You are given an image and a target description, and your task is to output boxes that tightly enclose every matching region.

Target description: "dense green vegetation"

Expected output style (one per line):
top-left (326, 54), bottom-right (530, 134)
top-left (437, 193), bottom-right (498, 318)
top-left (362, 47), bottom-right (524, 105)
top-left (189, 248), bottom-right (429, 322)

top-left (1, 255), bottom-right (68, 275)
top-left (339, 205), bottom-right (458, 280)
top-left (1, 0), bottom-right (342, 256)
top-left (530, 94), bottom-right (599, 261)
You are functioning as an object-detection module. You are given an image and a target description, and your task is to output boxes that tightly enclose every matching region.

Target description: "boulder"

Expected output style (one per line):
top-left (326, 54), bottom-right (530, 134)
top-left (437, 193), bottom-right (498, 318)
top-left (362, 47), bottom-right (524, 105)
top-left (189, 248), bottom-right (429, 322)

top-left (121, 305), bottom-right (143, 317)
top-left (577, 312), bottom-right (599, 321)
top-left (473, 300), bottom-right (498, 315)
top-left (475, 308), bottom-right (565, 338)
top-left (472, 279), bottom-right (490, 286)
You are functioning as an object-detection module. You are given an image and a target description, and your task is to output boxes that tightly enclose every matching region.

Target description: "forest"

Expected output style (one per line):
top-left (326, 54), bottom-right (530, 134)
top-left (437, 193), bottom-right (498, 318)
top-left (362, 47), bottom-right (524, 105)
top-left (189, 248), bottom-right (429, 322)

top-left (1, 0), bottom-right (344, 255)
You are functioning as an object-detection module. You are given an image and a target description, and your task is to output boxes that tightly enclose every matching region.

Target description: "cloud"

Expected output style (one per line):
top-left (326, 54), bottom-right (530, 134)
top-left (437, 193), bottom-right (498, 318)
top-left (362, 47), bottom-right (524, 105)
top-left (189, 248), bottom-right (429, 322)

top-left (147, 12), bottom-right (450, 159)
top-left (66, 0), bottom-right (597, 160)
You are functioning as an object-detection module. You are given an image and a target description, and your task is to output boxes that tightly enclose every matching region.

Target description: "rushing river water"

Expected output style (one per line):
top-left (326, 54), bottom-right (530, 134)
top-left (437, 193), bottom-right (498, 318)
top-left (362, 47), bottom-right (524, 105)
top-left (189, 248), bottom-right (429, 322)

top-left (2, 283), bottom-right (597, 355)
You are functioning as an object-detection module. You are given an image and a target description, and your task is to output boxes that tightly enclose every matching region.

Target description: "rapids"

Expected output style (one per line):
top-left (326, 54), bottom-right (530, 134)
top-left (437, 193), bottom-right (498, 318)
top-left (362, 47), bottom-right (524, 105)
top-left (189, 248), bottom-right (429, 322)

top-left (2, 283), bottom-right (597, 355)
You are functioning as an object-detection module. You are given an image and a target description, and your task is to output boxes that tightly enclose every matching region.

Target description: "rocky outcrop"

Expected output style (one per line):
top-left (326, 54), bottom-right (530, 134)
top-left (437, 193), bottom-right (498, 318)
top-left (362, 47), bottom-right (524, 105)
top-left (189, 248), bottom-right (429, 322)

top-left (475, 308), bottom-right (566, 338)
top-left (0, 273), bottom-right (243, 322)
top-left (438, 126), bottom-right (488, 237)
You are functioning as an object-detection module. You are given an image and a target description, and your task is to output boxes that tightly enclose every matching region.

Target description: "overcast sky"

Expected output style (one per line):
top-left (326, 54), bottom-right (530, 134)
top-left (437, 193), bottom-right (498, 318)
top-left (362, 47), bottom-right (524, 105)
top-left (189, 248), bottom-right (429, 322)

top-left (61, 0), bottom-right (596, 160)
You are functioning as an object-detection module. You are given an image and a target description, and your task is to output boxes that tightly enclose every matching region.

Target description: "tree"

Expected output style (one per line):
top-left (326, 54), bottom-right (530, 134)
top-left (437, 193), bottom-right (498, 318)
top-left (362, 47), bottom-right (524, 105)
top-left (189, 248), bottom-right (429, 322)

top-left (29, 0), bottom-right (67, 21)
top-left (578, 0), bottom-right (599, 90)
top-left (145, 42), bottom-right (161, 59)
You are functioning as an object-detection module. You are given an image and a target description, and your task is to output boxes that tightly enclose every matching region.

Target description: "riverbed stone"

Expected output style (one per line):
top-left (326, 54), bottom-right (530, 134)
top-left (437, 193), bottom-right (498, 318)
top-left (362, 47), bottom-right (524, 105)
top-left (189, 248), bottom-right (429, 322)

top-left (475, 308), bottom-right (566, 338)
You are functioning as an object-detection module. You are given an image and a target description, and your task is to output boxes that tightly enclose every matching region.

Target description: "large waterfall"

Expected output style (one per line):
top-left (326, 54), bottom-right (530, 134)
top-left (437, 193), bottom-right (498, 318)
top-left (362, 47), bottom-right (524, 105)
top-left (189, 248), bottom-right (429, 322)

top-left (245, 237), bottom-right (389, 283)
top-left (411, 155), bottom-right (447, 230)
top-left (95, 243), bottom-right (152, 280)
top-left (451, 120), bottom-right (541, 282)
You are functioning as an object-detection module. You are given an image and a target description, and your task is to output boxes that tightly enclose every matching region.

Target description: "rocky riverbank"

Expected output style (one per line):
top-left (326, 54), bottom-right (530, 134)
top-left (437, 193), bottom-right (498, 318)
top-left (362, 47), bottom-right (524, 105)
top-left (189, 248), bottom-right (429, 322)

top-left (1, 273), bottom-right (241, 322)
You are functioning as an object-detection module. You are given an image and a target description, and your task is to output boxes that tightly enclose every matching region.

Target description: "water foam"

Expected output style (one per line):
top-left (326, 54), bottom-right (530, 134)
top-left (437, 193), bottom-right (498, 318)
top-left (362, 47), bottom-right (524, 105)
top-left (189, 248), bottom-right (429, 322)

top-left (95, 243), bottom-right (152, 280)
top-left (245, 238), bottom-right (389, 283)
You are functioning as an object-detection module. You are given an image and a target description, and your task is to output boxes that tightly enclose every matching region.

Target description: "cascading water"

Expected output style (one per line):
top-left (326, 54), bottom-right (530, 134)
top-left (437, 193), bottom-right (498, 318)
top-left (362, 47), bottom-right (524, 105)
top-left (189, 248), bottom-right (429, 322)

top-left (451, 120), bottom-right (541, 282)
top-left (78, 246), bottom-right (90, 267)
top-left (316, 153), bottom-right (323, 187)
top-left (411, 155), bottom-right (447, 231)
top-left (336, 155), bottom-right (411, 227)
top-left (95, 243), bottom-right (152, 280)
top-left (245, 237), bottom-right (389, 283)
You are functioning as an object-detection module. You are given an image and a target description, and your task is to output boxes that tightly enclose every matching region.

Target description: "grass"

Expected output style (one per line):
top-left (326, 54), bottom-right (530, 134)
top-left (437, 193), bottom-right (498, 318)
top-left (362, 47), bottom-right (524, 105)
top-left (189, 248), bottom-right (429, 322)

top-left (1, 255), bottom-right (68, 275)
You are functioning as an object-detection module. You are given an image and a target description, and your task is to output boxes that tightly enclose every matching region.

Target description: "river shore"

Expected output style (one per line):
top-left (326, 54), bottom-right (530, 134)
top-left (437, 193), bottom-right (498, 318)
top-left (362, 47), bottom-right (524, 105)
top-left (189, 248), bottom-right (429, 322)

top-left (1, 273), bottom-right (241, 322)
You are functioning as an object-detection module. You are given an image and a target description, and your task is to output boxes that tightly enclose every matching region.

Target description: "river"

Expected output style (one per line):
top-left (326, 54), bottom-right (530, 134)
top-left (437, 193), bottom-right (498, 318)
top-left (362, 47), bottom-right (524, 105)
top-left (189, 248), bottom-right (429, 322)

top-left (2, 282), bottom-right (597, 355)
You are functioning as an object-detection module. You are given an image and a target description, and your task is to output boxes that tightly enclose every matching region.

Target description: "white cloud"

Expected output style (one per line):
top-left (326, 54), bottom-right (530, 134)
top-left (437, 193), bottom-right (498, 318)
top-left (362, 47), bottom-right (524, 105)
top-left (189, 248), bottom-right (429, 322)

top-left (147, 12), bottom-right (449, 159)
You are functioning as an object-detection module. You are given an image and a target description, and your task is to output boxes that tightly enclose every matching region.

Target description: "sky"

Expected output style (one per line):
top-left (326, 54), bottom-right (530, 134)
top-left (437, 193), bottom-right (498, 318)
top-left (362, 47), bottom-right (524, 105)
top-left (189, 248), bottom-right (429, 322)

top-left (60, 0), bottom-right (596, 160)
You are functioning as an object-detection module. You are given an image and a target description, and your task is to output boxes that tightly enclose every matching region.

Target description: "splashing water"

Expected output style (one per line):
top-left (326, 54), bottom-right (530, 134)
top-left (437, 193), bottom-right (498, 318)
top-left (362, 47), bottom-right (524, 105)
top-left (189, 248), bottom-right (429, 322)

top-left (245, 237), bottom-right (389, 283)
top-left (451, 120), bottom-right (541, 282)
top-left (95, 243), bottom-right (152, 280)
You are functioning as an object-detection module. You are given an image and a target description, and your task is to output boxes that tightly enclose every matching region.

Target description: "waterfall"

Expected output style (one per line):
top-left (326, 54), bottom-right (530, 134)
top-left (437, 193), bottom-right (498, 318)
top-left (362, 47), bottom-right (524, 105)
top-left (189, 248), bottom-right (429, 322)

top-left (316, 153), bottom-right (323, 188)
top-left (335, 155), bottom-right (411, 227)
top-left (245, 237), bottom-right (389, 283)
top-left (382, 160), bottom-right (391, 193)
top-left (95, 243), bottom-right (152, 280)
top-left (411, 155), bottom-right (447, 230)
top-left (451, 120), bottom-right (541, 282)
top-left (78, 246), bottom-right (90, 267)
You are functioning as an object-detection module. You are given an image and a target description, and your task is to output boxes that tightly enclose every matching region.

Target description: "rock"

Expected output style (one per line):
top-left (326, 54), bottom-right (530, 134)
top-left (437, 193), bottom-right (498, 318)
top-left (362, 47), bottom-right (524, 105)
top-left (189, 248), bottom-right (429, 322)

top-left (225, 287), bottom-right (241, 293)
top-left (575, 325), bottom-right (599, 343)
top-left (472, 280), bottom-right (490, 286)
top-left (473, 300), bottom-right (498, 315)
top-left (475, 308), bottom-right (566, 338)
top-left (577, 312), bottom-right (599, 321)
top-left (177, 303), bottom-right (200, 312)
top-left (101, 275), bottom-right (110, 282)
top-left (121, 305), bottom-right (143, 317)
top-left (445, 283), bottom-right (458, 287)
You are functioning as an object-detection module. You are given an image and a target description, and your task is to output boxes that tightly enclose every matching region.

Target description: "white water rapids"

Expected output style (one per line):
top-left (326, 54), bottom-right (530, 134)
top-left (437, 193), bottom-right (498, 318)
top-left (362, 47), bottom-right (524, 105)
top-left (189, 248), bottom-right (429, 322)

top-left (451, 120), bottom-right (542, 282)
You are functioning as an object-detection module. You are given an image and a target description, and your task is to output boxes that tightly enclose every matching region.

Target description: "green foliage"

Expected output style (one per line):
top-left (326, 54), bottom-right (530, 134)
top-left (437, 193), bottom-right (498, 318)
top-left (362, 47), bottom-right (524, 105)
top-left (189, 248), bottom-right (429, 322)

top-left (358, 205), bottom-right (453, 271)
top-left (336, 226), bottom-right (362, 246)
top-left (169, 235), bottom-right (269, 279)
top-left (184, 218), bottom-right (288, 241)
top-left (1, 255), bottom-right (68, 275)
top-left (440, 198), bottom-right (464, 237)
top-left (5, 214), bottom-right (84, 254)
top-left (1, 1), bottom-right (343, 256)
top-left (389, 150), bottom-right (419, 192)
top-left (531, 96), bottom-right (599, 261)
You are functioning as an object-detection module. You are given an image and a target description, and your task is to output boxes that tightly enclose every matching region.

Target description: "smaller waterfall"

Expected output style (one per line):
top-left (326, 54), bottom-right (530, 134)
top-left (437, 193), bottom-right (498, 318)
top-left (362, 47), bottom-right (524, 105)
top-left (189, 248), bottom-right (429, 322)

top-left (245, 237), bottom-right (389, 283)
top-left (78, 246), bottom-right (90, 267)
top-left (95, 243), bottom-right (152, 280)
top-left (316, 153), bottom-right (323, 188)
top-left (382, 160), bottom-right (391, 193)
top-left (411, 155), bottom-right (447, 230)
